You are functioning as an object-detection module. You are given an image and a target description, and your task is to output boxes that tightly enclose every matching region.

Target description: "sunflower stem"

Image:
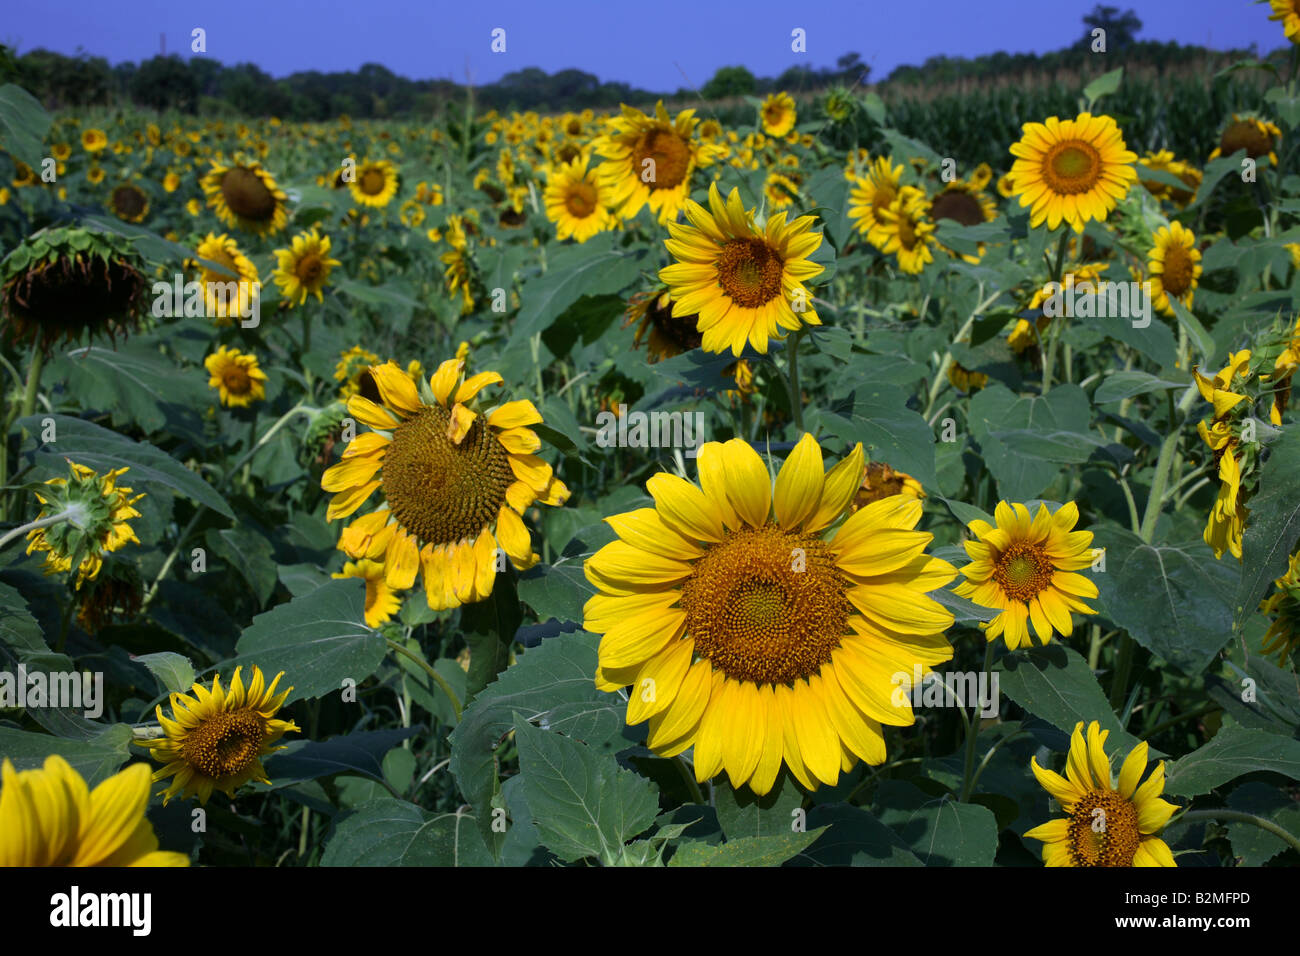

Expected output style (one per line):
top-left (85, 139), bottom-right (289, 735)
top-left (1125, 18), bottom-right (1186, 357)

top-left (785, 328), bottom-right (805, 432)
top-left (959, 640), bottom-right (996, 802)
top-left (1175, 809), bottom-right (1300, 856)
top-left (19, 347), bottom-right (44, 421)
top-left (673, 754), bottom-right (705, 806)
top-left (386, 638), bottom-right (462, 721)
top-left (0, 509), bottom-right (74, 553)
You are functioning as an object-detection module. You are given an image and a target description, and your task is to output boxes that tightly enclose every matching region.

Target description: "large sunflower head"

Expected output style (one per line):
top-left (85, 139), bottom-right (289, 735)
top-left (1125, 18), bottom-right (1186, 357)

top-left (0, 226), bottom-right (146, 354)
top-left (25, 460), bottom-right (144, 590)
top-left (349, 158), bottom-right (400, 208)
top-left (759, 92), bottom-right (797, 137)
top-left (1026, 721), bottom-right (1178, 867)
top-left (847, 156), bottom-right (905, 243)
top-left (658, 183), bottom-right (823, 357)
top-left (0, 756), bottom-right (188, 866)
top-left (1147, 221), bottom-right (1203, 317)
top-left (874, 185), bottom-right (938, 274)
top-left (321, 359), bottom-right (570, 613)
top-left (272, 228), bottom-right (341, 307)
top-left (140, 666), bottom-right (300, 805)
top-left (204, 345), bottom-right (268, 408)
top-left (929, 177), bottom-right (996, 228)
top-left (953, 500), bottom-right (1099, 650)
top-left (191, 232), bottom-right (260, 326)
top-left (583, 434), bottom-right (958, 796)
top-left (1210, 115), bottom-right (1283, 166)
top-left (592, 101), bottom-right (726, 224)
top-left (1008, 112), bottom-right (1138, 233)
top-left (108, 182), bottom-right (150, 223)
top-left (543, 154), bottom-right (615, 243)
top-left (200, 156), bottom-right (289, 235)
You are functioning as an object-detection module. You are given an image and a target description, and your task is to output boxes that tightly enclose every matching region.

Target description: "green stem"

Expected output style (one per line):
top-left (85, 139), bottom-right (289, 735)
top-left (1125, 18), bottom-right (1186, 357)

top-left (960, 640), bottom-right (997, 802)
top-left (673, 754), bottom-right (705, 806)
top-left (20, 348), bottom-right (45, 420)
top-left (1175, 809), bottom-right (1300, 855)
top-left (0, 510), bottom-right (72, 553)
top-left (785, 329), bottom-right (805, 432)
top-left (386, 638), bottom-right (463, 721)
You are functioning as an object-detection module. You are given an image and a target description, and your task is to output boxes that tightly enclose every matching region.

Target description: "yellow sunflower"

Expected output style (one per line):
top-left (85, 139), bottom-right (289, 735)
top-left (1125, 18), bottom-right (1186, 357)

top-left (852, 462), bottom-right (925, 509)
top-left (1210, 115), bottom-right (1282, 167)
top-left (87, 165), bottom-right (106, 185)
top-left (205, 345), bottom-right (268, 408)
top-left (321, 359), bottom-right (570, 612)
top-left (200, 156), bottom-right (289, 235)
top-left (947, 362), bottom-right (988, 392)
top-left (759, 92), bottom-right (797, 137)
top-left (349, 159), bottom-right (399, 208)
top-left (81, 128), bottom-right (108, 152)
top-left (624, 288), bottom-right (703, 361)
top-left (847, 156), bottom-right (905, 242)
top-left (1147, 221), bottom-right (1202, 316)
top-left (874, 186), bottom-right (938, 274)
top-left (584, 434), bottom-right (958, 795)
top-left (1271, 0), bottom-right (1300, 43)
top-left (272, 228), bottom-right (341, 306)
top-left (1265, 316), bottom-right (1300, 425)
top-left (1139, 149), bottom-right (1201, 206)
top-left (0, 757), bottom-right (188, 866)
top-left (593, 101), bottom-right (725, 224)
top-left (1026, 721), bottom-right (1178, 867)
top-left (1008, 112), bottom-right (1138, 233)
top-left (333, 559), bottom-right (402, 628)
top-left (763, 171), bottom-right (801, 210)
top-left (543, 154), bottom-right (614, 243)
top-left (1260, 551), bottom-right (1300, 662)
top-left (658, 183), bottom-right (823, 357)
top-left (139, 666), bottom-right (300, 805)
top-left (25, 462), bottom-right (144, 589)
top-left (192, 232), bottom-right (260, 325)
top-left (953, 500), bottom-right (1099, 650)
top-left (335, 345), bottom-right (382, 399)
top-left (163, 171), bottom-right (181, 193)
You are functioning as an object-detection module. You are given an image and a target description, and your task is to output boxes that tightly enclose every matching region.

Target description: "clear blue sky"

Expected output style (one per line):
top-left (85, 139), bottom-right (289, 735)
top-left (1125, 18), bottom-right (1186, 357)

top-left (2, 0), bottom-right (1285, 89)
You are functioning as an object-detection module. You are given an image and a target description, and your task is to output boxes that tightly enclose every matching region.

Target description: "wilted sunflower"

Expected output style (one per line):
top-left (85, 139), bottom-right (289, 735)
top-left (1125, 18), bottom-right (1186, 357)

top-left (847, 156), bottom-right (905, 242)
top-left (25, 461), bottom-right (144, 589)
top-left (0, 757), bottom-right (188, 867)
top-left (1147, 221), bottom-right (1203, 316)
top-left (584, 434), bottom-right (957, 795)
top-left (1194, 351), bottom-right (1254, 560)
top-left (349, 159), bottom-right (399, 208)
top-left (874, 186), bottom-right (938, 274)
top-left (852, 462), bottom-right (924, 509)
top-left (1008, 112), bottom-right (1137, 233)
top-left (625, 288), bottom-right (703, 361)
top-left (108, 183), bottom-right (149, 223)
top-left (205, 345), bottom-right (268, 408)
top-left (1271, 0), bottom-right (1300, 43)
top-left (759, 92), bottom-right (797, 137)
top-left (593, 101), bottom-right (725, 224)
top-left (1, 226), bottom-right (146, 353)
top-left (200, 156), bottom-right (289, 235)
top-left (192, 232), bottom-right (260, 325)
top-left (322, 359), bottom-right (570, 612)
top-left (272, 228), bottom-right (340, 306)
top-left (658, 183), bottom-right (823, 357)
top-left (1026, 721), bottom-right (1178, 867)
top-left (1210, 115), bottom-right (1282, 167)
top-left (953, 500), bottom-right (1099, 649)
top-left (140, 666), bottom-right (299, 805)
top-left (543, 154), bottom-right (614, 243)
top-left (333, 558), bottom-right (402, 628)
top-left (1261, 551), bottom-right (1300, 662)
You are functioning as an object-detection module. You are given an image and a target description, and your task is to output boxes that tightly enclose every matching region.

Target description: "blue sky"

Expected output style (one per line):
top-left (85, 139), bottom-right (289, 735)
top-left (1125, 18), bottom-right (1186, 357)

top-left (2, 0), bottom-right (1285, 89)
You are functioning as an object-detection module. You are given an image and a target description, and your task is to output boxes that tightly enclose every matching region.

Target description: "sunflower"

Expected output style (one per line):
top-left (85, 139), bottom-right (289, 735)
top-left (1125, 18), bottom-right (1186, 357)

top-left (874, 186), bottom-right (938, 274)
top-left (108, 183), bottom-right (149, 223)
top-left (272, 228), bottom-right (340, 306)
top-left (544, 154), bottom-right (614, 243)
top-left (1008, 112), bottom-right (1138, 233)
top-left (163, 171), bottom-right (181, 193)
top-left (333, 559), bottom-right (402, 628)
top-left (763, 171), bottom-right (801, 210)
top-left (847, 156), bottom-right (905, 242)
top-left (625, 288), bottom-right (703, 361)
top-left (1147, 221), bottom-right (1202, 316)
top-left (25, 461), bottom-right (144, 589)
top-left (1271, 0), bottom-right (1300, 43)
top-left (205, 345), bottom-right (268, 408)
top-left (0, 757), bottom-right (188, 867)
top-left (192, 232), bottom-right (260, 325)
top-left (658, 183), bottom-right (823, 357)
top-left (1261, 551), bottom-right (1300, 662)
top-left (1026, 721), bottom-right (1178, 867)
top-left (583, 434), bottom-right (957, 795)
top-left (593, 101), bottom-right (725, 224)
top-left (930, 178), bottom-right (997, 228)
top-left (852, 462), bottom-right (924, 509)
top-left (442, 246), bottom-right (475, 314)
top-left (1265, 316), bottom-right (1300, 425)
top-left (1210, 115), bottom-right (1282, 167)
top-left (953, 500), bottom-right (1099, 649)
top-left (139, 666), bottom-right (300, 805)
top-left (334, 345), bottom-right (382, 399)
top-left (200, 157), bottom-right (289, 235)
top-left (321, 359), bottom-right (570, 612)
top-left (947, 362), bottom-right (988, 392)
top-left (759, 92), bottom-right (797, 137)
top-left (1139, 149), bottom-right (1201, 206)
top-left (349, 159), bottom-right (399, 208)
top-left (86, 165), bottom-right (105, 185)
top-left (996, 171), bottom-right (1015, 197)
top-left (1010, 262), bottom-right (1107, 353)
top-left (81, 128), bottom-right (108, 152)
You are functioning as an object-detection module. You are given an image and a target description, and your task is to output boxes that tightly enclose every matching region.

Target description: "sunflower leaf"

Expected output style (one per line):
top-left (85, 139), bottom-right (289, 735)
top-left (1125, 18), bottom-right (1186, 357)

top-left (1165, 724), bottom-right (1300, 797)
top-left (669, 828), bottom-right (828, 867)
top-left (0, 724), bottom-right (134, 788)
top-left (320, 799), bottom-right (494, 866)
top-left (1235, 426), bottom-right (1300, 636)
top-left (0, 83), bottom-right (51, 169)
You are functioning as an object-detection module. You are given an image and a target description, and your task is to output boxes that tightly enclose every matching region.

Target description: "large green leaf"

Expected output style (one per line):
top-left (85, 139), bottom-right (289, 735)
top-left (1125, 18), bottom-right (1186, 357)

top-left (807, 383), bottom-right (937, 489)
top-left (55, 341), bottom-right (211, 436)
top-left (1165, 724), bottom-right (1300, 797)
top-left (713, 777), bottom-right (805, 840)
top-left (0, 724), bottom-right (135, 787)
top-left (207, 527), bottom-right (278, 608)
top-left (517, 558), bottom-right (594, 627)
top-left (260, 727), bottom-right (421, 789)
top-left (231, 578), bottom-right (386, 704)
top-left (0, 83), bottom-right (51, 168)
top-left (669, 829), bottom-right (827, 866)
top-left (320, 799), bottom-right (493, 866)
top-left (788, 803), bottom-right (924, 866)
top-left (1235, 427), bottom-right (1300, 635)
top-left (967, 384), bottom-right (1096, 500)
top-left (872, 780), bottom-right (1000, 866)
top-left (511, 714), bottom-right (659, 864)
top-left (19, 414), bottom-right (233, 519)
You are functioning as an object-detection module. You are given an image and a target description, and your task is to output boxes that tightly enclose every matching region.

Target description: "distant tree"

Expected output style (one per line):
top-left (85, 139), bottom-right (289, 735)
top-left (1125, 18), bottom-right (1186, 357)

top-left (130, 55), bottom-right (199, 112)
top-left (836, 52), bottom-right (868, 85)
top-left (1080, 5), bottom-right (1143, 50)
top-left (701, 65), bottom-right (756, 99)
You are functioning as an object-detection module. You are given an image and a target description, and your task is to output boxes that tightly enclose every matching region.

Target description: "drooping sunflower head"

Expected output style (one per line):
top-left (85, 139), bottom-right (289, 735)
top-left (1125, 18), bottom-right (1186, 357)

top-left (204, 345), bottom-right (268, 409)
top-left (191, 232), bottom-right (260, 326)
top-left (1192, 349), bottom-right (1253, 420)
top-left (1210, 114), bottom-right (1283, 166)
top-left (658, 182), bottom-right (824, 357)
top-left (0, 226), bottom-right (146, 354)
top-left (349, 159), bottom-right (400, 208)
top-left (322, 358), bottom-right (570, 614)
top-left (140, 666), bottom-right (300, 805)
top-left (847, 156), bottom-right (905, 242)
top-left (953, 500), bottom-right (1099, 650)
top-left (874, 186), bottom-right (938, 274)
top-left (1008, 112), bottom-right (1138, 233)
top-left (584, 434), bottom-right (958, 796)
top-left (200, 156), bottom-right (289, 235)
top-left (25, 460), bottom-right (145, 590)
top-left (272, 228), bottom-right (341, 307)
top-left (108, 182), bottom-right (150, 223)
top-left (0, 756), bottom-right (188, 867)
top-left (624, 287), bottom-right (703, 362)
top-left (1026, 721), bottom-right (1178, 867)
top-left (1260, 550), bottom-right (1300, 663)
top-left (543, 154), bottom-right (614, 243)
top-left (822, 87), bottom-right (857, 124)
top-left (1147, 221), bottom-right (1203, 317)
top-left (759, 91), bottom-right (797, 137)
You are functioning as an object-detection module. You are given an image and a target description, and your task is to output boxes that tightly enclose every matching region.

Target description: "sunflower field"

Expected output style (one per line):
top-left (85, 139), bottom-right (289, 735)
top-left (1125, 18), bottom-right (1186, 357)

top-left (2, 33), bottom-right (1300, 879)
